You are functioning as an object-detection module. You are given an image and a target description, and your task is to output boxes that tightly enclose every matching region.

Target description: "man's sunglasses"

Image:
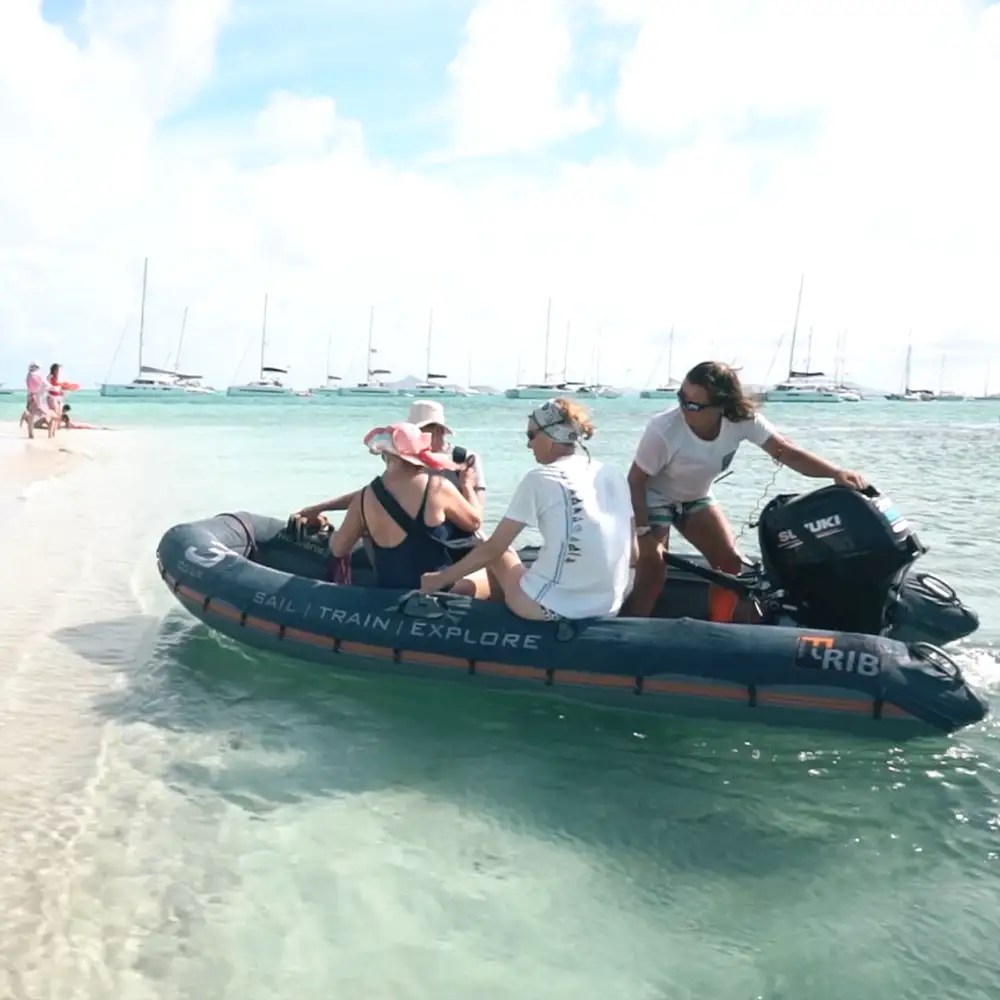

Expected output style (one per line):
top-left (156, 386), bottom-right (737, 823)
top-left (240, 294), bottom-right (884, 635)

top-left (676, 389), bottom-right (717, 412)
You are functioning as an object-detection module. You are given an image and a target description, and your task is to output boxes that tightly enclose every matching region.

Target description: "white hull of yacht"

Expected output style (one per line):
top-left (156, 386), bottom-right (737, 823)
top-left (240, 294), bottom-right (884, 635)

top-left (763, 386), bottom-right (844, 403)
top-left (398, 385), bottom-right (464, 397)
top-left (101, 382), bottom-right (190, 397)
top-left (226, 384), bottom-right (303, 397)
top-left (504, 385), bottom-right (567, 400)
top-left (338, 385), bottom-right (399, 397)
top-left (639, 386), bottom-right (679, 399)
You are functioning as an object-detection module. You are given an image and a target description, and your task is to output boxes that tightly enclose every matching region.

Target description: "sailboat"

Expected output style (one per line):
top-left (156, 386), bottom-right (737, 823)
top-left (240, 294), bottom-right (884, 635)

top-left (101, 258), bottom-right (192, 397)
top-left (400, 309), bottom-right (462, 397)
top-left (829, 329), bottom-right (860, 401)
top-left (170, 307), bottom-right (217, 394)
top-left (975, 361), bottom-right (1000, 401)
top-left (763, 276), bottom-right (843, 403)
top-left (504, 299), bottom-right (567, 399)
top-left (227, 295), bottom-right (301, 397)
top-left (885, 337), bottom-right (933, 401)
top-left (924, 354), bottom-right (968, 401)
top-left (310, 328), bottom-right (342, 396)
top-left (0, 384), bottom-right (14, 396)
top-left (549, 322), bottom-right (621, 399)
top-left (640, 326), bottom-right (682, 399)
top-left (338, 306), bottom-right (398, 396)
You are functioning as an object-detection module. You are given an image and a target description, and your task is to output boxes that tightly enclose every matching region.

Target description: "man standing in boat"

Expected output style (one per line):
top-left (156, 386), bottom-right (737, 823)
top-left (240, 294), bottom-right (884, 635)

top-left (290, 399), bottom-right (486, 525)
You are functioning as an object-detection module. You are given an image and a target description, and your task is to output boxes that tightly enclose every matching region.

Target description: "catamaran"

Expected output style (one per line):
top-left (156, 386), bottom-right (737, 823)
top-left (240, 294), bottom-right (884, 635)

top-left (763, 277), bottom-right (843, 403)
top-left (504, 299), bottom-right (569, 400)
top-left (640, 326), bottom-right (683, 399)
top-left (227, 295), bottom-right (303, 397)
top-left (399, 308), bottom-right (462, 397)
top-left (338, 306), bottom-right (398, 396)
top-left (975, 361), bottom-right (1000, 401)
top-left (885, 337), bottom-right (934, 401)
top-left (310, 329), bottom-right (342, 397)
top-left (0, 384), bottom-right (15, 396)
top-left (101, 259), bottom-right (192, 398)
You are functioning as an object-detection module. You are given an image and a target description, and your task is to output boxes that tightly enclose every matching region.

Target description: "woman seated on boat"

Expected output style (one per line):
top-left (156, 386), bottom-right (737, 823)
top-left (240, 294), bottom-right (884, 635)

top-left (327, 422), bottom-right (486, 593)
top-left (419, 398), bottom-right (635, 621)
top-left (621, 361), bottom-right (868, 623)
top-left (292, 399), bottom-right (485, 525)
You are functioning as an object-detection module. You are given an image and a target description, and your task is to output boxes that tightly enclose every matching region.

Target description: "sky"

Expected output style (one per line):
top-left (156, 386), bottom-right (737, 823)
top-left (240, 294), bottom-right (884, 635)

top-left (1, 0), bottom-right (999, 393)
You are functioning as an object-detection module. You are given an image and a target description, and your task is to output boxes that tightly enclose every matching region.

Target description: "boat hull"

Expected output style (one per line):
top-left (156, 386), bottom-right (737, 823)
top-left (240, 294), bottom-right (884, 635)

top-left (156, 512), bottom-right (988, 738)
top-left (338, 388), bottom-right (399, 397)
top-left (226, 386), bottom-right (301, 397)
top-left (100, 383), bottom-right (189, 397)
top-left (763, 390), bottom-right (844, 403)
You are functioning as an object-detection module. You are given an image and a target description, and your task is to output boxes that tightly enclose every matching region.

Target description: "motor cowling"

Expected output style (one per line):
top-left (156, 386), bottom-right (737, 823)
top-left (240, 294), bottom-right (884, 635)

top-left (756, 484), bottom-right (926, 635)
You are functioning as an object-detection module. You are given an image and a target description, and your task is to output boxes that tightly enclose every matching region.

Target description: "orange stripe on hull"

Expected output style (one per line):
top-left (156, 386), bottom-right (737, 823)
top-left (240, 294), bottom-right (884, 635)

top-left (284, 626), bottom-right (331, 648)
top-left (477, 662), bottom-right (548, 681)
top-left (339, 640), bottom-right (395, 659)
top-left (556, 670), bottom-right (634, 689)
top-left (210, 600), bottom-right (243, 622)
top-left (757, 691), bottom-right (871, 714)
top-left (644, 679), bottom-right (747, 701)
top-left (244, 616), bottom-right (280, 635)
top-left (399, 650), bottom-right (469, 669)
top-left (176, 584), bottom-right (204, 604)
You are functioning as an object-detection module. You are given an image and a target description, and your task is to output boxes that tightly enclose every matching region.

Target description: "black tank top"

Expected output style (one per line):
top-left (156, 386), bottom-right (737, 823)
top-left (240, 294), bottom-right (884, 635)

top-left (361, 476), bottom-right (457, 589)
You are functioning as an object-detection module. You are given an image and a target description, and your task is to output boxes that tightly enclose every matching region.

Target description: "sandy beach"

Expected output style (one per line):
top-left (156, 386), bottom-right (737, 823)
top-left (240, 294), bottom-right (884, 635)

top-left (0, 420), bottom-right (95, 502)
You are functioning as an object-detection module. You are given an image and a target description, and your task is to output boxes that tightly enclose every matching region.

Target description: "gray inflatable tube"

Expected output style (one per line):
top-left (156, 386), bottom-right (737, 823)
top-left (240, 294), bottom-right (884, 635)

top-left (155, 511), bottom-right (989, 739)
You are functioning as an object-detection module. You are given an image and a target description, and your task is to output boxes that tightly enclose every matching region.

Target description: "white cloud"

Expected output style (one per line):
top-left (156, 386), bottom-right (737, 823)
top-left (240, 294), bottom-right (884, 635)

top-left (0, 0), bottom-right (998, 395)
top-left (253, 92), bottom-right (364, 155)
top-left (444, 0), bottom-right (601, 158)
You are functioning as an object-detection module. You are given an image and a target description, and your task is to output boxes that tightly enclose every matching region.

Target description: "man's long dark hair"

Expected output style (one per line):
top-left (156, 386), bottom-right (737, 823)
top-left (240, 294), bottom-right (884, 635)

top-left (685, 361), bottom-right (756, 422)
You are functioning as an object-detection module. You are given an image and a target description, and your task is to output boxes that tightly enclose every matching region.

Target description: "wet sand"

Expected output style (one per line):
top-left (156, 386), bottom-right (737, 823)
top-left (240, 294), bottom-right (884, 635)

top-left (0, 421), bottom-right (95, 501)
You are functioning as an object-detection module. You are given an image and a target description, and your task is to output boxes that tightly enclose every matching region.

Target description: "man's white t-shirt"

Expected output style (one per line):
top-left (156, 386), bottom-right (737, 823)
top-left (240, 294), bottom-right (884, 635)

top-left (504, 454), bottom-right (633, 619)
top-left (633, 407), bottom-right (777, 504)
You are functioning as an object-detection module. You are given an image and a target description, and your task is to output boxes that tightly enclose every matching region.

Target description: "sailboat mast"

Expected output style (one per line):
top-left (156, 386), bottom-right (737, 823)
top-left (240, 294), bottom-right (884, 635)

top-left (542, 297), bottom-right (552, 382)
top-left (366, 305), bottom-right (375, 380)
top-left (138, 257), bottom-right (148, 375)
top-left (325, 328), bottom-right (332, 381)
top-left (259, 294), bottom-right (268, 378)
top-left (788, 274), bottom-right (804, 376)
top-left (563, 321), bottom-right (570, 382)
top-left (667, 326), bottom-right (675, 383)
top-left (426, 308), bottom-right (433, 378)
top-left (175, 306), bottom-right (188, 372)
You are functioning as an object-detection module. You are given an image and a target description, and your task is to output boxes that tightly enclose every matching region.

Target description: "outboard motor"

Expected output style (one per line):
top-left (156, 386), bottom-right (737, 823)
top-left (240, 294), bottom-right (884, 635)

top-left (756, 485), bottom-right (979, 644)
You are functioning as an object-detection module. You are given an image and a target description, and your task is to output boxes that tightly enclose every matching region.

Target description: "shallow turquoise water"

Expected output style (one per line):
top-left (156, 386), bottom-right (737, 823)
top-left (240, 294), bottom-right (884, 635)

top-left (2, 393), bottom-right (999, 999)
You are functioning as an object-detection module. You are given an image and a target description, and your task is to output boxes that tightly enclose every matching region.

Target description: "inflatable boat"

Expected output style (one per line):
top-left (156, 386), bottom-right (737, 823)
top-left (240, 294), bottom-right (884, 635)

top-left (155, 484), bottom-right (988, 738)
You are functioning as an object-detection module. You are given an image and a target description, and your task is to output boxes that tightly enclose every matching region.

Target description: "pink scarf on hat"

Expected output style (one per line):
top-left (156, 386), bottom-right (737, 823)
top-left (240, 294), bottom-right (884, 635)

top-left (363, 422), bottom-right (454, 470)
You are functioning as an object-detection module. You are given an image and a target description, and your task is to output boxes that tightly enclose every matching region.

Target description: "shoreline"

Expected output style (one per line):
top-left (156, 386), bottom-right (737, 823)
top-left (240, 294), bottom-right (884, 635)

top-left (0, 421), bottom-right (95, 500)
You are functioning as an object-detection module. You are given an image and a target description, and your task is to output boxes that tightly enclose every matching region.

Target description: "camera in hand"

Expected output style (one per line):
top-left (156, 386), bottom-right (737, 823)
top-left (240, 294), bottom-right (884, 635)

top-left (450, 445), bottom-right (474, 468)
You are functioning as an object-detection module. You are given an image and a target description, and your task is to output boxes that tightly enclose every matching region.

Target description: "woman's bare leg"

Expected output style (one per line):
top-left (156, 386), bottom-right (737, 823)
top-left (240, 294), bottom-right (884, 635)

top-left (676, 504), bottom-right (742, 622)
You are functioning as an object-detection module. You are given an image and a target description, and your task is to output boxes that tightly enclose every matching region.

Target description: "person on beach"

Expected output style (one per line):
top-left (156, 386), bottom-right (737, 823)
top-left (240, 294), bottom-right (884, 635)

top-left (291, 399), bottom-right (486, 527)
top-left (59, 405), bottom-right (111, 431)
top-left (46, 363), bottom-right (65, 421)
top-left (20, 362), bottom-right (57, 439)
top-left (328, 422), bottom-right (487, 593)
top-left (419, 398), bottom-right (635, 621)
top-left (620, 361), bottom-right (869, 623)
